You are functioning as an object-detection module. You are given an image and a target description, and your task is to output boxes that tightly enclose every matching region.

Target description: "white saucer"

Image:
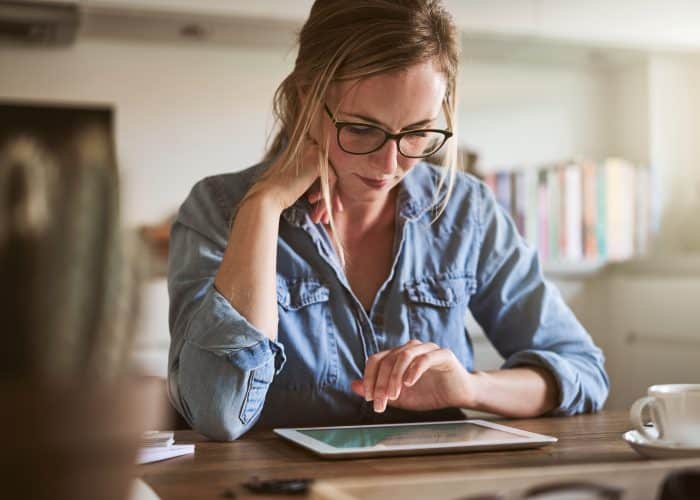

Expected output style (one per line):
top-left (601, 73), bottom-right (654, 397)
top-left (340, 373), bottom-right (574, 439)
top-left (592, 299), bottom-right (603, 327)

top-left (623, 430), bottom-right (700, 459)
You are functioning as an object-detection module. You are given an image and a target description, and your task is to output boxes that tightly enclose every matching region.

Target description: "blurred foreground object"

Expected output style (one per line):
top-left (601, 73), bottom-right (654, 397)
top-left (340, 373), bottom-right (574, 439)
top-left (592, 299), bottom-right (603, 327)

top-left (0, 102), bottom-right (161, 499)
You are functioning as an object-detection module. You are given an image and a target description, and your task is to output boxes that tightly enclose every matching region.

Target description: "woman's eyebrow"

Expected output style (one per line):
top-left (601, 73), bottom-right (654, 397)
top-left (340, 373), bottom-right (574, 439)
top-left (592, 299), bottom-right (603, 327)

top-left (342, 111), bottom-right (435, 130)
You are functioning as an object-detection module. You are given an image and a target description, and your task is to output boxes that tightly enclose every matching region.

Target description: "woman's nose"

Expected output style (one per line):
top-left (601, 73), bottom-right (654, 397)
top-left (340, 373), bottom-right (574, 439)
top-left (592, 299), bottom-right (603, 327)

top-left (372, 139), bottom-right (400, 176)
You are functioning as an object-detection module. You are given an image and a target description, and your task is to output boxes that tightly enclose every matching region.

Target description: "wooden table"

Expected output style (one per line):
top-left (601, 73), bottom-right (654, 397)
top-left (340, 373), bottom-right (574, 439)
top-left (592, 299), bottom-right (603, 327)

top-left (139, 411), bottom-right (700, 499)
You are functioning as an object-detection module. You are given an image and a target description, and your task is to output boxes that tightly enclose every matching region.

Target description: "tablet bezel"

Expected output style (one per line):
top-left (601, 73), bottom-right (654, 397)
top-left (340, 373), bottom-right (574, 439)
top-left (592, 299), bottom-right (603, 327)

top-left (274, 419), bottom-right (558, 459)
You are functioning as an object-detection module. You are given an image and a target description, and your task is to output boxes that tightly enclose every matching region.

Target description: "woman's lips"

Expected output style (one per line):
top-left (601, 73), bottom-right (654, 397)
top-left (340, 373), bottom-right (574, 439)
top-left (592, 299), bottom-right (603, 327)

top-left (356, 174), bottom-right (390, 189)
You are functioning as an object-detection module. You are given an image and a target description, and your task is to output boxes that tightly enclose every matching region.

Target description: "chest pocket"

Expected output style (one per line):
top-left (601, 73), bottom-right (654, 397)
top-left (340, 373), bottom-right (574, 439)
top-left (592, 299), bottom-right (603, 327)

top-left (275, 278), bottom-right (338, 389)
top-left (404, 274), bottom-right (476, 363)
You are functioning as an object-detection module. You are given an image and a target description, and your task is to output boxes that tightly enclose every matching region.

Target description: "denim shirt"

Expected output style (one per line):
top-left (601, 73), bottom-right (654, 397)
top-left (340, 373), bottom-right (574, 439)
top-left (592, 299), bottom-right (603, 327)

top-left (167, 161), bottom-right (609, 441)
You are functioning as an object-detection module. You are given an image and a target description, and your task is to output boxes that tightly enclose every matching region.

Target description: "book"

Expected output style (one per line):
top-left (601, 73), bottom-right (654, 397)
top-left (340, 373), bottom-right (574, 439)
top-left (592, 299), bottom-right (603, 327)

top-left (537, 170), bottom-right (549, 261)
top-left (595, 162), bottom-right (607, 260)
top-left (581, 161), bottom-right (598, 259)
top-left (512, 170), bottom-right (527, 237)
top-left (136, 444), bottom-right (195, 464)
top-left (604, 158), bottom-right (636, 261)
top-left (495, 171), bottom-right (512, 213)
top-left (547, 168), bottom-right (561, 261)
top-left (137, 431), bottom-right (194, 464)
top-left (483, 172), bottom-right (497, 195)
top-left (564, 163), bottom-right (583, 261)
top-left (524, 168), bottom-right (539, 248)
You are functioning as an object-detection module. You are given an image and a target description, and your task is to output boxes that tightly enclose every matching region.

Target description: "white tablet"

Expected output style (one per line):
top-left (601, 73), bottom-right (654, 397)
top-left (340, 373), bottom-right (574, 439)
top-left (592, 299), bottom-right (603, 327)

top-left (274, 419), bottom-right (557, 459)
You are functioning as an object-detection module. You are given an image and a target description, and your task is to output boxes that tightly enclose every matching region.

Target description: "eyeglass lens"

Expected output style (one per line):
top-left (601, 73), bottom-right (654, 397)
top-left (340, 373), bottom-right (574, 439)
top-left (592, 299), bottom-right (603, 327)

top-left (338, 125), bottom-right (445, 157)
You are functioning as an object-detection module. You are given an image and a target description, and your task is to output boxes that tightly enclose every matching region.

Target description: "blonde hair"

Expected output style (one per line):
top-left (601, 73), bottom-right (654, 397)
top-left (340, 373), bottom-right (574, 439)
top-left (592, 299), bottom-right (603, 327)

top-left (260, 0), bottom-right (460, 265)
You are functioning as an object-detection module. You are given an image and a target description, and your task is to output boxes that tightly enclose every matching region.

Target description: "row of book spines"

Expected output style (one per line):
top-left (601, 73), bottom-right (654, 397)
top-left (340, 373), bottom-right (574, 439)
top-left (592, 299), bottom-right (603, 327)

top-left (483, 159), bottom-right (650, 262)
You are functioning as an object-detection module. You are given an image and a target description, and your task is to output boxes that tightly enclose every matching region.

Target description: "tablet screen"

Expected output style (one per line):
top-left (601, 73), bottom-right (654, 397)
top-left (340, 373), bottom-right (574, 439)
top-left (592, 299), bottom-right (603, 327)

top-left (298, 422), bottom-right (525, 449)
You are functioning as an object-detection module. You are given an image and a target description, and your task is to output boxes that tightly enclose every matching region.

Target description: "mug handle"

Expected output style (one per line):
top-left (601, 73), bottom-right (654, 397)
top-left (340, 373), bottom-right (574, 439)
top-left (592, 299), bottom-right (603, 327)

top-left (630, 396), bottom-right (659, 441)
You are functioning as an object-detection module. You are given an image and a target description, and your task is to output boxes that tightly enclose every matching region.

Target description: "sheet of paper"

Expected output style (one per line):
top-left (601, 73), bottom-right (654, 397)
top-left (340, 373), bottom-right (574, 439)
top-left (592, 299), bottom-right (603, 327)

top-left (136, 444), bottom-right (194, 464)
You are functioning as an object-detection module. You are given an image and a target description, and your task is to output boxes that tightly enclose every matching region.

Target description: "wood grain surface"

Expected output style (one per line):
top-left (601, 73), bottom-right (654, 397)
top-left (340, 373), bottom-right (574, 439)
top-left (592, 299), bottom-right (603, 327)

top-left (139, 410), bottom-right (699, 499)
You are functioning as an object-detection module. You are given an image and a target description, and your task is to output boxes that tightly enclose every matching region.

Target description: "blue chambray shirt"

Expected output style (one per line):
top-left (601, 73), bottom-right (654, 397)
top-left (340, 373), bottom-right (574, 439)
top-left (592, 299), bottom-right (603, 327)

top-left (167, 161), bottom-right (609, 441)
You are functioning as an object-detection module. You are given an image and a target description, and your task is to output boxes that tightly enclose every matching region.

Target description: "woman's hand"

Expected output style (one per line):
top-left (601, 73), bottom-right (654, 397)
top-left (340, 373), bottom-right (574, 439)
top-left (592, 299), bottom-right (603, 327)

top-left (252, 138), bottom-right (343, 223)
top-left (350, 339), bottom-right (476, 413)
top-left (306, 170), bottom-right (344, 224)
top-left (251, 138), bottom-right (323, 213)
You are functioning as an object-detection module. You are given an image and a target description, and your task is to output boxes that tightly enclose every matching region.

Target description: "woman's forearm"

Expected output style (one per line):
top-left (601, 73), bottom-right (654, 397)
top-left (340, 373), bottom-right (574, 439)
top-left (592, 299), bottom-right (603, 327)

top-left (467, 366), bottom-right (559, 417)
top-left (214, 193), bottom-right (282, 340)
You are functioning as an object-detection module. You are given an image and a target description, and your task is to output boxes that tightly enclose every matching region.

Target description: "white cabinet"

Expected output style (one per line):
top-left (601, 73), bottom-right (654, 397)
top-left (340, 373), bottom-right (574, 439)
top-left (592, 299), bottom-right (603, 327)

top-left (601, 269), bottom-right (700, 410)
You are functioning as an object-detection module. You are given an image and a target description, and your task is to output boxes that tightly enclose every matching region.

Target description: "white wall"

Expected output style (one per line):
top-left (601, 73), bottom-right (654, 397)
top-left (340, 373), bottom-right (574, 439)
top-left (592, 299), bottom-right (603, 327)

top-left (459, 58), bottom-right (612, 169)
top-left (608, 62), bottom-right (650, 165)
top-left (648, 54), bottom-right (700, 253)
top-left (0, 38), bottom-right (293, 225)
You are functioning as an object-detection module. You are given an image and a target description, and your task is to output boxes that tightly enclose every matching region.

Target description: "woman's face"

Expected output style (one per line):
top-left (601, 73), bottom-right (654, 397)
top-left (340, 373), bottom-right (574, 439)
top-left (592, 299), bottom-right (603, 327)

top-left (322, 61), bottom-right (448, 203)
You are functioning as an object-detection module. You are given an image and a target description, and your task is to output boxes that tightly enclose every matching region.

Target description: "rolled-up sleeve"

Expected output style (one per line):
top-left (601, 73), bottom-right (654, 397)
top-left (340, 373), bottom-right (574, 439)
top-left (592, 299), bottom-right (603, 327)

top-left (468, 182), bottom-right (609, 415)
top-left (167, 178), bottom-right (285, 441)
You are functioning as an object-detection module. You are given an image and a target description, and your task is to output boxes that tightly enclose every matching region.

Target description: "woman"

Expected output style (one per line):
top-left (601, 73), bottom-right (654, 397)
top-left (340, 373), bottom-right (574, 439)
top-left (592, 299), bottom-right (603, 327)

top-left (168, 0), bottom-right (609, 441)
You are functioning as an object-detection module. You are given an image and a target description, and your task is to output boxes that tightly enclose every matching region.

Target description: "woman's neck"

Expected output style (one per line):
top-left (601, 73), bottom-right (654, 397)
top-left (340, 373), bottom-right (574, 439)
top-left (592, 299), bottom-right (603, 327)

top-left (330, 188), bottom-right (397, 236)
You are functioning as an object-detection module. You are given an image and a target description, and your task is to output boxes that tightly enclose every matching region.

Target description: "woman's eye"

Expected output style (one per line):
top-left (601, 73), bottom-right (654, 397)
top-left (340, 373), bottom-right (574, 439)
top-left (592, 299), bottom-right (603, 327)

top-left (408, 131), bottom-right (428, 138)
top-left (346, 125), bottom-right (375, 135)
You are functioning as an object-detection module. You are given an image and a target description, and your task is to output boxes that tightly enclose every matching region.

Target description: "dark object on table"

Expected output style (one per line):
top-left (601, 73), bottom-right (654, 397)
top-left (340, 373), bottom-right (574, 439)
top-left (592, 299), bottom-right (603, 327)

top-left (658, 468), bottom-right (700, 500)
top-left (243, 476), bottom-right (314, 495)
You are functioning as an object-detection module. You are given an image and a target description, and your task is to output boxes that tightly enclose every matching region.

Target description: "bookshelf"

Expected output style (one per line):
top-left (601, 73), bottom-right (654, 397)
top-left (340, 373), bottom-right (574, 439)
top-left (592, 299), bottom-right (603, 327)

top-left (456, 35), bottom-right (700, 269)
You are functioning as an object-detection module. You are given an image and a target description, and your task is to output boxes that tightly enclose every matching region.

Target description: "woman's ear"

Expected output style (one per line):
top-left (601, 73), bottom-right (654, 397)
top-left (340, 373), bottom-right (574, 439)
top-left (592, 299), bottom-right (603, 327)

top-left (296, 84), bottom-right (308, 108)
top-left (298, 90), bottom-right (325, 146)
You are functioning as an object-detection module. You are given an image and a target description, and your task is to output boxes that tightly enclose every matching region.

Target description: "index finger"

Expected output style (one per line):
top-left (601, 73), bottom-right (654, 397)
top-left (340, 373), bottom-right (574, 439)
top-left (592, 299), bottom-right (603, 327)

top-left (363, 349), bottom-right (391, 401)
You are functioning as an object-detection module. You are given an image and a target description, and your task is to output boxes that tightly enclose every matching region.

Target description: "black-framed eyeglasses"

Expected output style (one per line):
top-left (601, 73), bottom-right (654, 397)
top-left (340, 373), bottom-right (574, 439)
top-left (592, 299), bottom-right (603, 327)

top-left (323, 104), bottom-right (452, 159)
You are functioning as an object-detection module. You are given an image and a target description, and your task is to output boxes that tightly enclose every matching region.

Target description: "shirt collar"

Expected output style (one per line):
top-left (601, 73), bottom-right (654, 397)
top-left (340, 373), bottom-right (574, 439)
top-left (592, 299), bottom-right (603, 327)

top-left (396, 162), bottom-right (444, 221)
top-left (281, 162), bottom-right (443, 227)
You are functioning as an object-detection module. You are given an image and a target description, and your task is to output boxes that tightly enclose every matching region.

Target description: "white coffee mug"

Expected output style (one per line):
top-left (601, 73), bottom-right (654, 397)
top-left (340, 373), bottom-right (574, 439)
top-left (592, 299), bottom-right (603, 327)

top-left (630, 384), bottom-right (700, 446)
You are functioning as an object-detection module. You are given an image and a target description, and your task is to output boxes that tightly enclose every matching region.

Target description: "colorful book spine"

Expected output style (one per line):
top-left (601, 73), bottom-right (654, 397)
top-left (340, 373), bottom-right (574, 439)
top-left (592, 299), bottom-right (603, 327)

top-left (537, 170), bottom-right (549, 261)
top-left (581, 161), bottom-right (598, 259)
top-left (524, 168), bottom-right (539, 249)
top-left (512, 170), bottom-right (527, 238)
top-left (495, 171), bottom-right (512, 214)
top-left (605, 158), bottom-right (636, 261)
top-left (595, 162), bottom-right (607, 260)
top-left (547, 168), bottom-right (560, 261)
top-left (564, 163), bottom-right (583, 261)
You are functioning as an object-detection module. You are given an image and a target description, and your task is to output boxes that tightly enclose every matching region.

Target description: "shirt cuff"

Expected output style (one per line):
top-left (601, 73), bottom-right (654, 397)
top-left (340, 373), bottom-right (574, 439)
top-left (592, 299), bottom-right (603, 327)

top-left (187, 285), bottom-right (287, 375)
top-left (501, 349), bottom-right (578, 416)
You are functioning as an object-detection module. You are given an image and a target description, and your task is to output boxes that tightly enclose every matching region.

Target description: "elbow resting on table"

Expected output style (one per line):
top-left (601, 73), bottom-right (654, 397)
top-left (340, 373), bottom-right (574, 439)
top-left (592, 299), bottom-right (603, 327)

top-left (557, 351), bottom-right (611, 416)
top-left (174, 343), bottom-right (268, 441)
top-left (178, 383), bottom-right (256, 442)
